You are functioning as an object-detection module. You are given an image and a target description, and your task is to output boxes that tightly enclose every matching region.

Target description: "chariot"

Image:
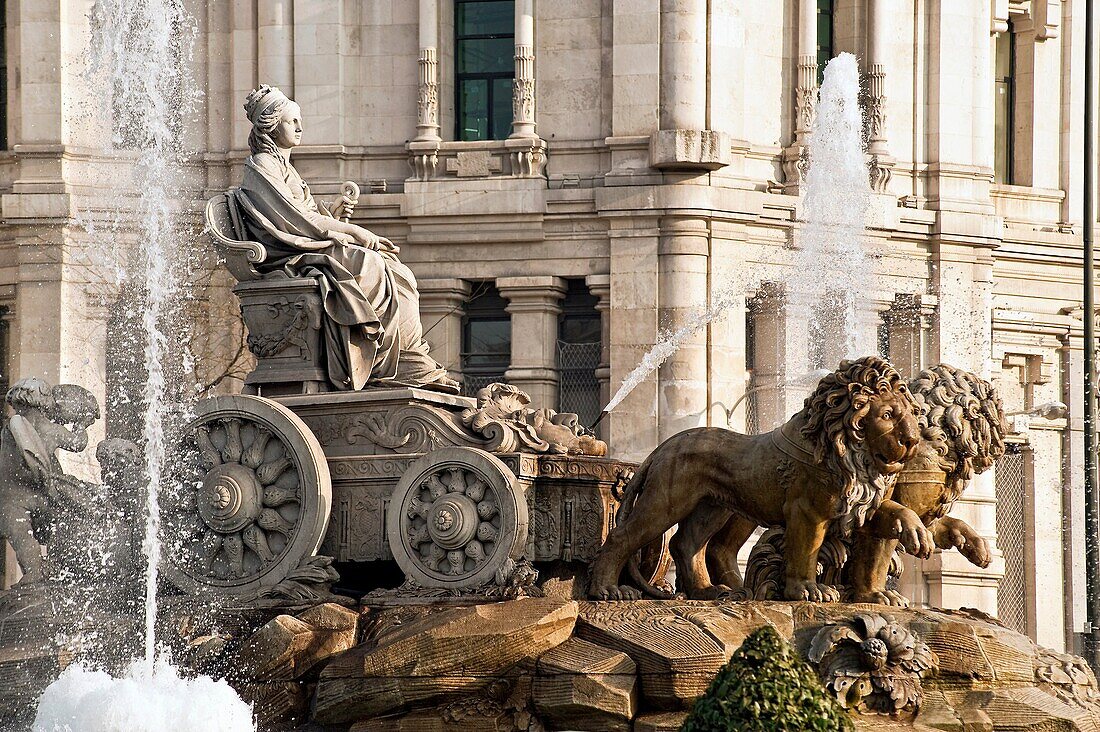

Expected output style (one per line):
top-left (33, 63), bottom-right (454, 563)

top-left (157, 196), bottom-right (668, 599)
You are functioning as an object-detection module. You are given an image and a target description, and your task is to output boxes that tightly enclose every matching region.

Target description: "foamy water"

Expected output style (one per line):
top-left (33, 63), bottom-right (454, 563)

top-left (33, 662), bottom-right (253, 732)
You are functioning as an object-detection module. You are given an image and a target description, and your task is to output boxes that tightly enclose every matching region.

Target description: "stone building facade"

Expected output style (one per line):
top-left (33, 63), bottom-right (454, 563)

top-left (0, 0), bottom-right (1092, 653)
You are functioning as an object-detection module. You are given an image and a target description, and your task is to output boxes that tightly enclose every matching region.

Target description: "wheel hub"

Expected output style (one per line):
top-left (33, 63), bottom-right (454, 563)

top-left (198, 462), bottom-right (263, 534)
top-left (427, 494), bottom-right (479, 550)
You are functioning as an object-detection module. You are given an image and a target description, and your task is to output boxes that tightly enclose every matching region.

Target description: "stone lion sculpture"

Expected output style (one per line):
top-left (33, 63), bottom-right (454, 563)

top-left (844, 363), bottom-right (1006, 605)
top-left (587, 356), bottom-right (925, 602)
top-left (0, 378), bottom-right (101, 585)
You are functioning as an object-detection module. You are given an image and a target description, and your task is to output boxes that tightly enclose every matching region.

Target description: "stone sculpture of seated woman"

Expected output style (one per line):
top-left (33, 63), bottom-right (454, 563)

top-left (234, 84), bottom-right (459, 393)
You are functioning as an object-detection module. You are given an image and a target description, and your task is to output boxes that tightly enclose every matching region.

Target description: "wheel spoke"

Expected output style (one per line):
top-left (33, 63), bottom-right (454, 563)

top-left (465, 478), bottom-right (487, 501)
top-left (262, 484), bottom-right (299, 507)
top-left (477, 500), bottom-right (499, 520)
top-left (446, 468), bottom-right (466, 493)
top-left (195, 426), bottom-right (222, 470)
top-left (242, 426), bottom-right (273, 469)
top-left (200, 529), bottom-right (222, 570)
top-left (256, 455), bottom-right (293, 485)
top-left (476, 521), bottom-right (498, 542)
top-left (464, 540), bottom-right (485, 562)
top-left (257, 508), bottom-right (294, 537)
top-left (242, 524), bottom-right (274, 563)
top-left (221, 418), bottom-right (243, 464)
top-left (223, 533), bottom-right (245, 577)
top-left (407, 523), bottom-right (430, 549)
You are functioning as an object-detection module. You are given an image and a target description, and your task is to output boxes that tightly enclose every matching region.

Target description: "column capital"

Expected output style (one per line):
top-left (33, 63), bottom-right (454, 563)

top-left (417, 278), bottom-right (471, 311)
top-left (497, 276), bottom-right (567, 314)
top-left (585, 274), bottom-right (611, 309)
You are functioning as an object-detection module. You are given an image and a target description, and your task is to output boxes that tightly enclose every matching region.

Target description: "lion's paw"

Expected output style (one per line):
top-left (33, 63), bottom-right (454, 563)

top-left (784, 579), bottom-right (840, 603)
top-left (851, 589), bottom-right (910, 607)
top-left (590, 584), bottom-right (642, 601)
top-left (959, 535), bottom-right (992, 568)
top-left (687, 584), bottom-right (734, 600)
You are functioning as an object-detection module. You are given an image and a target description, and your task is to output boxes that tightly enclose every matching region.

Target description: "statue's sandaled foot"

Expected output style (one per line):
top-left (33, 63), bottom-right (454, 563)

top-left (590, 583), bottom-right (643, 601)
top-left (850, 589), bottom-right (910, 607)
top-left (784, 579), bottom-right (840, 603)
top-left (421, 376), bottom-right (461, 394)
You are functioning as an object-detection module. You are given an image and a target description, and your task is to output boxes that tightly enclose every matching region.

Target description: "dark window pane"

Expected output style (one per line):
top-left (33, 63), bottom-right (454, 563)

top-left (560, 316), bottom-right (600, 345)
top-left (457, 37), bottom-right (514, 75)
top-left (456, 1), bottom-right (513, 38)
top-left (458, 78), bottom-right (489, 141)
top-left (465, 319), bottom-right (511, 368)
top-left (492, 77), bottom-right (513, 139)
top-left (817, 0), bottom-right (833, 13)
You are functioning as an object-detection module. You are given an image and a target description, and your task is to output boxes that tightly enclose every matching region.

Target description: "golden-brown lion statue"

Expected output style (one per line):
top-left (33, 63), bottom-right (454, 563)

top-left (587, 355), bottom-right (926, 602)
top-left (844, 363), bottom-right (1006, 604)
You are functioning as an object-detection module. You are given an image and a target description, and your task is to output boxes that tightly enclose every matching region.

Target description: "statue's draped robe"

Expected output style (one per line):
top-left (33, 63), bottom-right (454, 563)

top-left (236, 152), bottom-right (448, 390)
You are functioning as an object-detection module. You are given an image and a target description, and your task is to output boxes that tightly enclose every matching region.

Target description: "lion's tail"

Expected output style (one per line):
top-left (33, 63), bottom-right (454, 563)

top-left (614, 458), bottom-right (675, 600)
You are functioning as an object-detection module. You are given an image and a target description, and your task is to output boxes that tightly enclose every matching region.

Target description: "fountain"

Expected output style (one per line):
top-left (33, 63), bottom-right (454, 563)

top-left (0, 19), bottom-right (1097, 730)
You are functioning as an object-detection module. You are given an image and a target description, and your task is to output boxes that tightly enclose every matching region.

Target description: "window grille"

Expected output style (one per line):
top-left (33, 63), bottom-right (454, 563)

top-left (745, 371), bottom-right (760, 436)
top-left (995, 445), bottom-right (1028, 635)
top-left (455, 0), bottom-right (514, 141)
top-left (558, 340), bottom-right (600, 426)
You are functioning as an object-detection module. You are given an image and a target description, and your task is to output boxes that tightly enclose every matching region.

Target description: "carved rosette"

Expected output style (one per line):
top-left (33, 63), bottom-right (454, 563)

top-left (163, 395), bottom-right (331, 596)
top-left (808, 613), bottom-right (936, 715)
top-left (386, 447), bottom-right (528, 590)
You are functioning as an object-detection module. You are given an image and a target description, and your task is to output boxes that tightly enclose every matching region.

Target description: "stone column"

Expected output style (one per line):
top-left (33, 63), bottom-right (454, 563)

top-left (258, 0), bottom-right (293, 92)
top-left (781, 0), bottom-right (819, 190)
top-left (506, 0), bottom-right (547, 176)
top-left (418, 278), bottom-right (470, 386)
top-left (650, 0), bottom-right (731, 170)
top-left (409, 0), bottom-right (442, 181)
top-left (498, 276), bottom-right (566, 409)
top-left (585, 274), bottom-right (612, 436)
top-left (657, 216), bottom-right (709, 442)
top-left (867, 0), bottom-right (894, 192)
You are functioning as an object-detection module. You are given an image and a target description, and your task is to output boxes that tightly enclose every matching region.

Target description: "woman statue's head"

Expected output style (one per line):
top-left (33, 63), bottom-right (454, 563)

top-left (244, 84), bottom-right (302, 156)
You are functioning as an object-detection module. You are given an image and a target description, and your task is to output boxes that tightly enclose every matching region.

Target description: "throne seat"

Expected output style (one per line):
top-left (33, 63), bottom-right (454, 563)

top-left (206, 191), bottom-right (328, 396)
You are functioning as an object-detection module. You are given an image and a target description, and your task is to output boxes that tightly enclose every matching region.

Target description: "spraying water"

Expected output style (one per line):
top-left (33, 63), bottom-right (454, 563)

top-left (788, 53), bottom-right (872, 372)
top-left (602, 287), bottom-right (744, 416)
top-left (34, 1), bottom-right (253, 728)
top-left (601, 54), bottom-right (871, 420)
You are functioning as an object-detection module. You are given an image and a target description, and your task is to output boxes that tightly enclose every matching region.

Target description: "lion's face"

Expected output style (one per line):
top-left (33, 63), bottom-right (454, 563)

top-left (860, 389), bottom-right (921, 474)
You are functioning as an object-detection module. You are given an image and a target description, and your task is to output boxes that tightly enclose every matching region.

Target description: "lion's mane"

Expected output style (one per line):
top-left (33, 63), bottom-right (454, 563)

top-left (799, 356), bottom-right (919, 536)
top-left (908, 364), bottom-right (1007, 511)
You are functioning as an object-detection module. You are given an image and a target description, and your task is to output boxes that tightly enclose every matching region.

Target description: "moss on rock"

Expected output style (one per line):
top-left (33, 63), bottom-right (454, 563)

top-left (680, 625), bottom-right (853, 732)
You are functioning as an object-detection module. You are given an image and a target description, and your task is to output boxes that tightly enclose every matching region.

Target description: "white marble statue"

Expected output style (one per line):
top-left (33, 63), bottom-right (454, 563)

top-left (235, 84), bottom-right (459, 393)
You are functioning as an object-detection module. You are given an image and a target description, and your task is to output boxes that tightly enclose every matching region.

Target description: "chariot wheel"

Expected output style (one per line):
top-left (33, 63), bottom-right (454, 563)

top-left (387, 447), bottom-right (528, 590)
top-left (162, 395), bottom-right (331, 596)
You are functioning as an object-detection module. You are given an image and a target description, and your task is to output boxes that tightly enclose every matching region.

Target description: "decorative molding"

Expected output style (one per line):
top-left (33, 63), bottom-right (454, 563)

top-left (794, 54), bottom-right (817, 140)
top-left (511, 44), bottom-right (536, 133)
top-left (415, 47), bottom-right (440, 140)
